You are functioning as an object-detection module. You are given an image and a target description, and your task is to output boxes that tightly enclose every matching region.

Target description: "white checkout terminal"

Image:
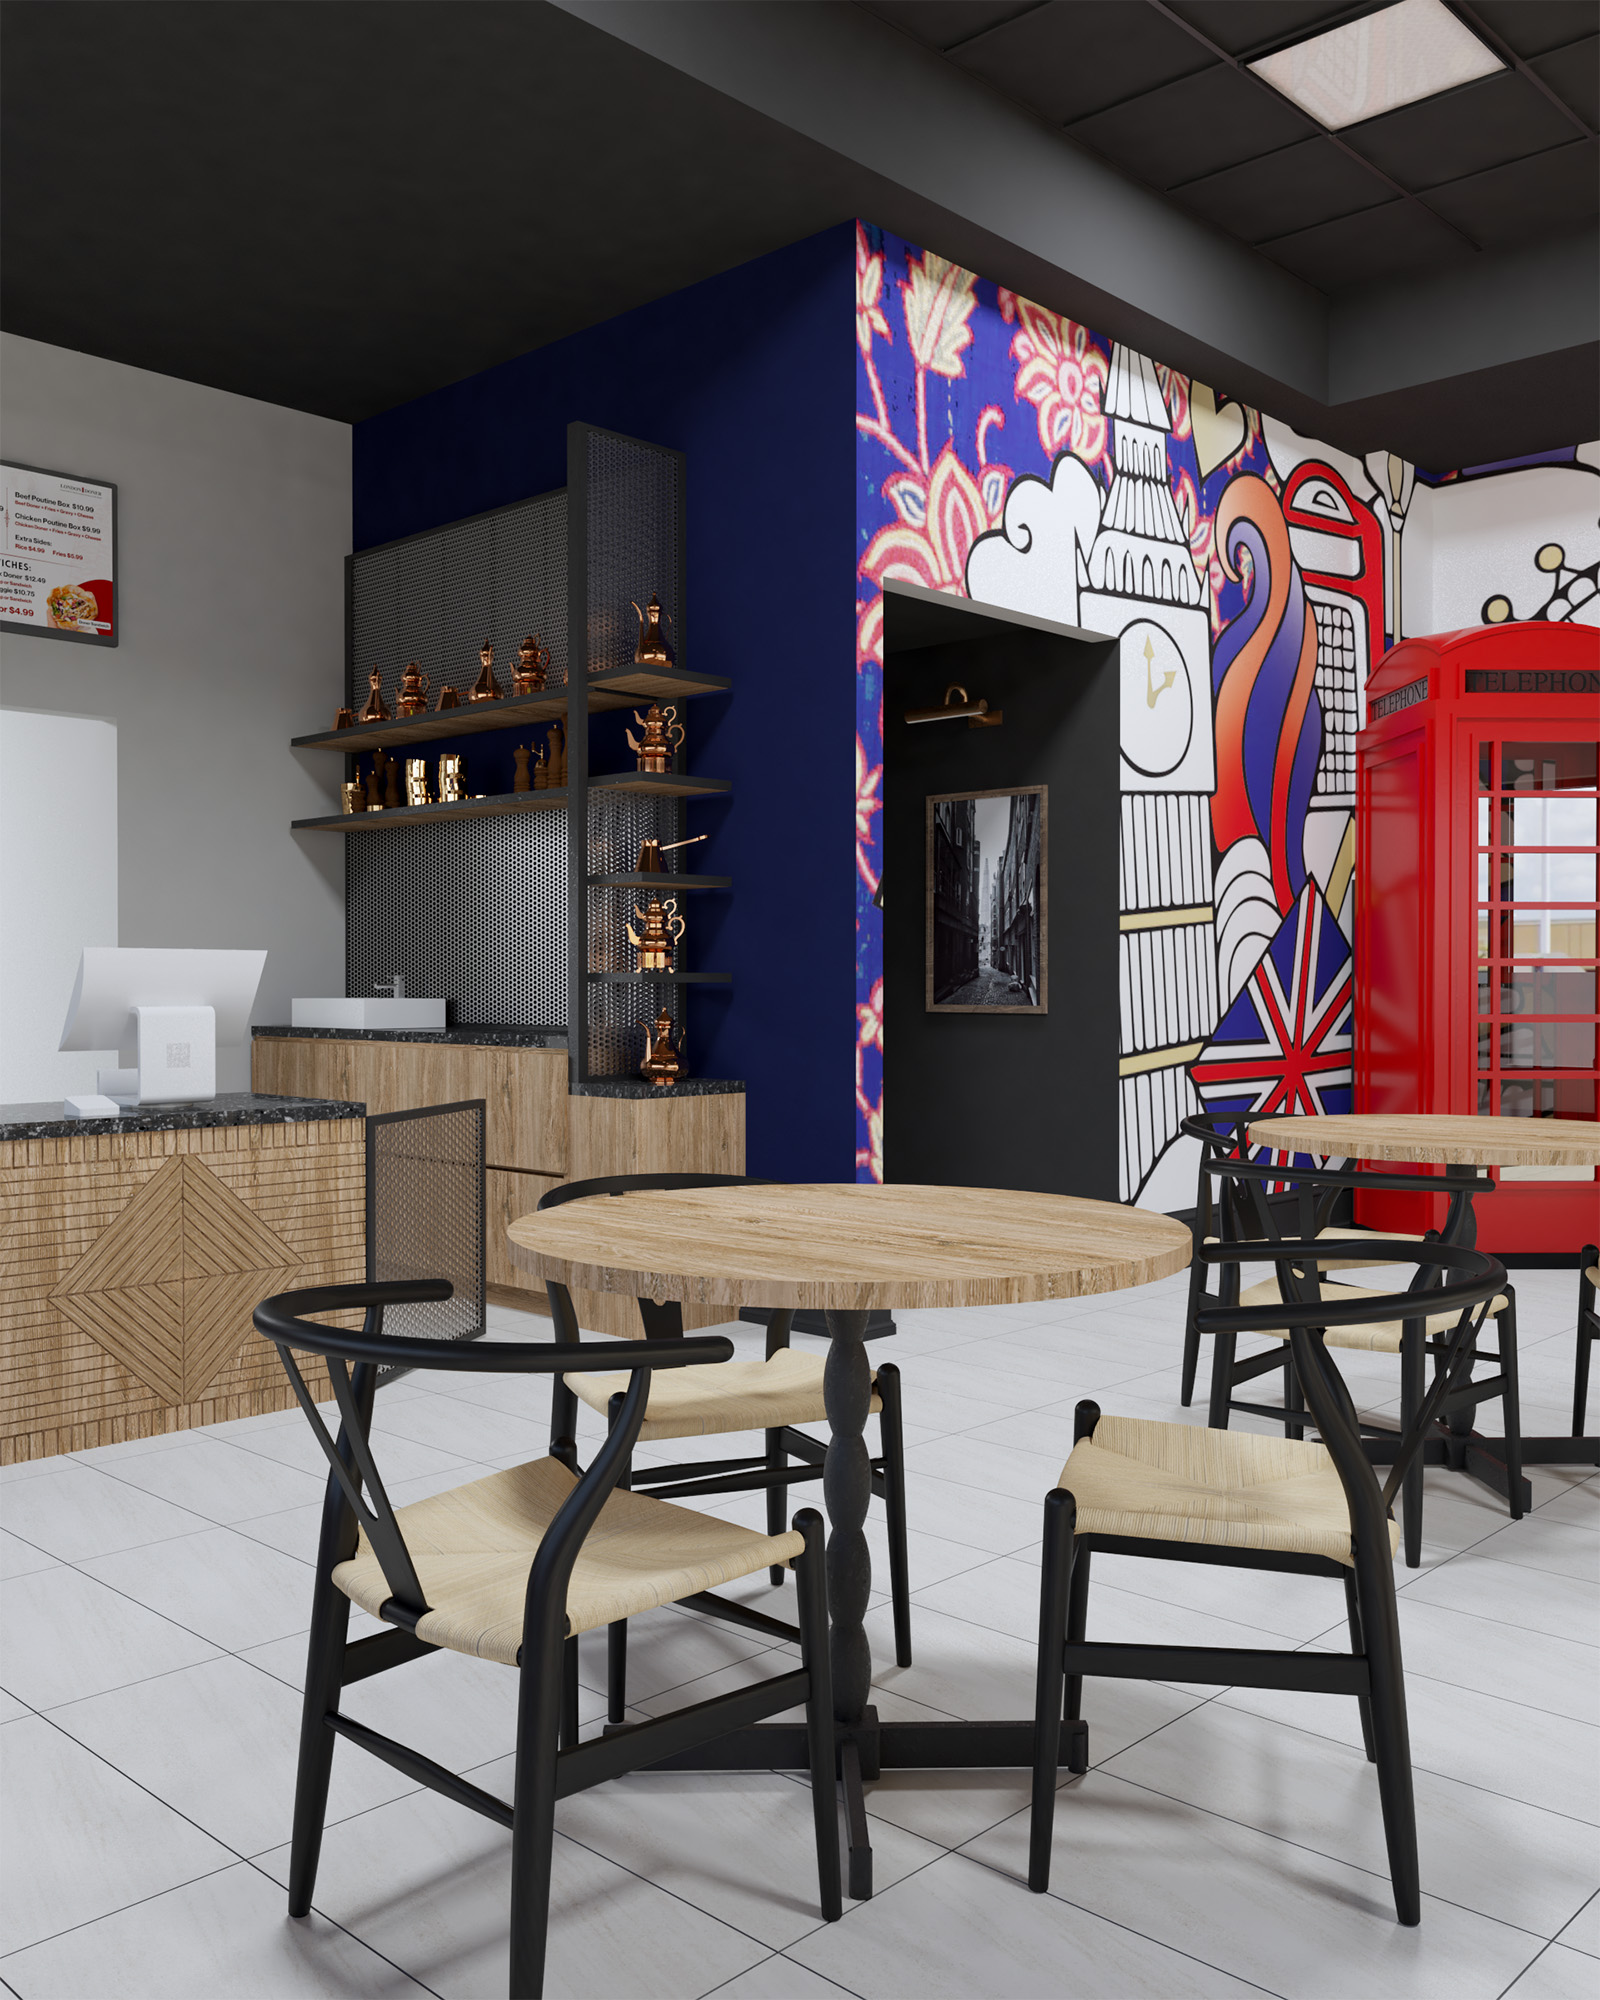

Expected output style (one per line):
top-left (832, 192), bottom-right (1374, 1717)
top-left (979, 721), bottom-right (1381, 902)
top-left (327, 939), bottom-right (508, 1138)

top-left (58, 946), bottom-right (266, 1116)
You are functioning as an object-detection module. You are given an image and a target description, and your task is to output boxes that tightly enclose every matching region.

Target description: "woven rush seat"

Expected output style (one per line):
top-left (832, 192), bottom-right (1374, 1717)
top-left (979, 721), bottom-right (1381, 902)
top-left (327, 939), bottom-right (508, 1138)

top-left (564, 1345), bottom-right (883, 1441)
top-left (1587, 1265), bottom-right (1599, 1289)
top-left (1233, 1276), bottom-right (1511, 1352)
top-left (1057, 1412), bottom-right (1399, 1565)
top-left (333, 1455), bottom-right (803, 1662)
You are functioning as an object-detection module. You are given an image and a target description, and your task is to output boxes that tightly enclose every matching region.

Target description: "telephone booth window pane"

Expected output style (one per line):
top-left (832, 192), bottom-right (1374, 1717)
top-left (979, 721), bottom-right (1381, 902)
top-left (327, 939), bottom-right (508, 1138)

top-left (1477, 853), bottom-right (1488, 899)
top-left (1505, 964), bottom-right (1598, 1015)
top-left (1501, 742), bottom-right (1599, 792)
top-left (1476, 796), bottom-right (1490, 845)
top-left (1510, 852), bottom-right (1599, 901)
top-left (1507, 912), bottom-right (1599, 957)
top-left (1477, 968), bottom-right (1492, 1016)
top-left (1511, 797), bottom-right (1598, 847)
top-left (1499, 1021), bottom-right (1597, 1068)
top-left (1499, 1078), bottom-right (1598, 1119)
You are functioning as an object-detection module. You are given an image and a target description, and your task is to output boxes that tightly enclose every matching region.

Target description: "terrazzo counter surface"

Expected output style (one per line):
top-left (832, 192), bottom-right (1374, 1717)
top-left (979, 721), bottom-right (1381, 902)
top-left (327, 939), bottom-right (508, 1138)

top-left (0, 1092), bottom-right (364, 1142)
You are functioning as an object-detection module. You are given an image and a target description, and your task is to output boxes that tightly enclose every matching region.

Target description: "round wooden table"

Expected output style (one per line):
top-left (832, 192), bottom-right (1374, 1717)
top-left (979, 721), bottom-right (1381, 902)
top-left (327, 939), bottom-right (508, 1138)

top-left (509, 1182), bottom-right (1193, 1898)
top-left (1246, 1112), bottom-right (1600, 1475)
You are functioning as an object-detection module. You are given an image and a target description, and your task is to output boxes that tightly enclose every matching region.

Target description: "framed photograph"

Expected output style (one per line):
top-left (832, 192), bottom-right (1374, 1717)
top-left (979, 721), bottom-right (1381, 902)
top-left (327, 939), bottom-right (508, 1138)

top-left (1, 461), bottom-right (118, 646)
top-left (926, 786), bottom-right (1047, 1013)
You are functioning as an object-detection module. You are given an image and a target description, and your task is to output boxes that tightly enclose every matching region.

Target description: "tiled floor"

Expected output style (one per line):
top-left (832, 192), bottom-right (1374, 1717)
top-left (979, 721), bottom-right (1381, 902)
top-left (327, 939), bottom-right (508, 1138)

top-left (2, 1264), bottom-right (1596, 1998)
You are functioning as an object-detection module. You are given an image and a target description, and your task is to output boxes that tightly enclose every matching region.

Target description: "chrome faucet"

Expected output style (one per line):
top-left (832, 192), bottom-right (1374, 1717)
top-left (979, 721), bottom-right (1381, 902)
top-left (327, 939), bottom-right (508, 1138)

top-left (373, 975), bottom-right (406, 999)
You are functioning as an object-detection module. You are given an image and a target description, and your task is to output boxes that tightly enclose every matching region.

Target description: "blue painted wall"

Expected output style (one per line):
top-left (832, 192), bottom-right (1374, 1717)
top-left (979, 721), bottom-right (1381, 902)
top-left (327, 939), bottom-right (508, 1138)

top-left (354, 225), bottom-right (857, 1180)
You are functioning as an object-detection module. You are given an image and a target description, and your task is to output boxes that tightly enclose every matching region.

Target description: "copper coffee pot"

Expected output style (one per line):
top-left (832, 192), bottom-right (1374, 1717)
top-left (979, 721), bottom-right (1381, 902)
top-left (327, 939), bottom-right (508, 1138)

top-left (468, 637), bottom-right (502, 703)
top-left (631, 593), bottom-right (674, 668)
top-left (396, 661), bottom-right (431, 716)
top-left (640, 1008), bottom-right (685, 1087)
top-left (436, 685), bottom-right (460, 710)
top-left (625, 702), bottom-right (684, 774)
top-left (635, 833), bottom-right (708, 873)
top-left (514, 634), bottom-right (550, 696)
top-left (627, 893), bottom-right (685, 972)
top-left (333, 706), bottom-right (356, 731)
top-left (360, 667), bottom-right (390, 723)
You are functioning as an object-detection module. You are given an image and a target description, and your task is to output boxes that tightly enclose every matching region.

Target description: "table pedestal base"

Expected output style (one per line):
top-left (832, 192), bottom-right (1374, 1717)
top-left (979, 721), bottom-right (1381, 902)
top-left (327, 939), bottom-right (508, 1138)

top-left (613, 1711), bottom-right (1090, 1900)
top-left (1360, 1426), bottom-right (1535, 1511)
top-left (1518, 1434), bottom-right (1600, 1467)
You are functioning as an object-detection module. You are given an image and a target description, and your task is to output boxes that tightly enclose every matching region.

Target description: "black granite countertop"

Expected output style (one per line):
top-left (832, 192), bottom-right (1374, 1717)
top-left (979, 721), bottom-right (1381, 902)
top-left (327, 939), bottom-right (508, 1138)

top-left (571, 1078), bottom-right (745, 1097)
top-left (0, 1092), bottom-right (365, 1142)
top-left (253, 1026), bottom-right (566, 1048)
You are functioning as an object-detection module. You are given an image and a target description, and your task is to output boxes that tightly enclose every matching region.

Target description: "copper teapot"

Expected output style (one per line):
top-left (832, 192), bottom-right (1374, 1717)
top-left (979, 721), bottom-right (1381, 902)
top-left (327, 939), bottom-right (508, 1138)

top-left (468, 637), bottom-right (502, 703)
top-left (640, 1008), bottom-right (685, 1087)
top-left (514, 634), bottom-right (550, 696)
top-left (631, 593), bottom-right (674, 668)
top-left (627, 893), bottom-right (684, 972)
top-left (396, 660), bottom-right (431, 716)
top-left (360, 666), bottom-right (390, 723)
top-left (625, 702), bottom-right (684, 774)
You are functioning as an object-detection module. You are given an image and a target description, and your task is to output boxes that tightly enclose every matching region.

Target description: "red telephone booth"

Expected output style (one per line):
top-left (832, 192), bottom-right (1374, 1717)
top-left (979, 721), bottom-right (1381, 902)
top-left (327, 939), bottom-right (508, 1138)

top-left (1355, 621), bottom-right (1599, 1254)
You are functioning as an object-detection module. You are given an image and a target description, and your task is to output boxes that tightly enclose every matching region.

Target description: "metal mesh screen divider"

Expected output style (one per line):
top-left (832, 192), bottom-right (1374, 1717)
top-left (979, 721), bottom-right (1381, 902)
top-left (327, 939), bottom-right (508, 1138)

top-left (366, 1101), bottom-right (486, 1385)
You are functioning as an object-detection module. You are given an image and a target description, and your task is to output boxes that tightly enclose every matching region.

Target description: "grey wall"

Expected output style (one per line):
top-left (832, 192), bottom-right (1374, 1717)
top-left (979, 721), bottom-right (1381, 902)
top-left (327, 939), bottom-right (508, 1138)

top-left (0, 334), bottom-right (350, 1090)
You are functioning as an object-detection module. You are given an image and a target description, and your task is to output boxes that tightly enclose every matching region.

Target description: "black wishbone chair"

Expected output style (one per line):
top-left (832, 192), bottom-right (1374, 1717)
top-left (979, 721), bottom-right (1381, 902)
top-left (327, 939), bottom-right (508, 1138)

top-left (253, 1279), bottom-right (840, 2000)
top-left (1179, 1115), bottom-right (1521, 1565)
top-left (540, 1173), bottom-right (911, 1723)
top-left (1576, 1247), bottom-right (1599, 1439)
top-left (1029, 1238), bottom-right (1508, 1926)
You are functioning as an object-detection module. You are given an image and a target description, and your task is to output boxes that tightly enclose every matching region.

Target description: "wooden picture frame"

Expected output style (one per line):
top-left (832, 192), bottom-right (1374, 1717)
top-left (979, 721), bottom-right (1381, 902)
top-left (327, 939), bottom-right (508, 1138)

top-left (926, 785), bottom-right (1047, 1013)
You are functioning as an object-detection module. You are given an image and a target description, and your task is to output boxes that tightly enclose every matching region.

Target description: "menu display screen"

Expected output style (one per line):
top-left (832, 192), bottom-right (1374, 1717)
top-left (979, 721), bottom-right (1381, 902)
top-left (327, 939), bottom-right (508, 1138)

top-left (1, 462), bottom-right (118, 646)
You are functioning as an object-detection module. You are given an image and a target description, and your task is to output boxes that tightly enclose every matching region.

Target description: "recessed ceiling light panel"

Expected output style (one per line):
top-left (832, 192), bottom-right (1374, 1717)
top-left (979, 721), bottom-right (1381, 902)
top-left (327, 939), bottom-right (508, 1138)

top-left (1249, 0), bottom-right (1503, 131)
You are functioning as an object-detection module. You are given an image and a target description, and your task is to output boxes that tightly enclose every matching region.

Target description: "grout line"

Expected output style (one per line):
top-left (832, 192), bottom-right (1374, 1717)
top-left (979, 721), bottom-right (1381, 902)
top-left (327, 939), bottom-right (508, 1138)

top-left (235, 1858), bottom-right (449, 2000)
top-left (0, 1855), bottom-right (243, 1968)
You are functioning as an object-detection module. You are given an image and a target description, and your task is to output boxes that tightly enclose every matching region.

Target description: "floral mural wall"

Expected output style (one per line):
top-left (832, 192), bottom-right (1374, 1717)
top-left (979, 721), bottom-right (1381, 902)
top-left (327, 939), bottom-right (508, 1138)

top-left (853, 220), bottom-right (1599, 1204)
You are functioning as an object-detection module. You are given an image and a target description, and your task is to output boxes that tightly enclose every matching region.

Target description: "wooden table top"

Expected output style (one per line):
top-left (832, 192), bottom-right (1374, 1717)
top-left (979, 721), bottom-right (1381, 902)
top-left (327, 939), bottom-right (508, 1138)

top-left (1246, 1112), bottom-right (1600, 1168)
top-left (506, 1182), bottom-right (1195, 1312)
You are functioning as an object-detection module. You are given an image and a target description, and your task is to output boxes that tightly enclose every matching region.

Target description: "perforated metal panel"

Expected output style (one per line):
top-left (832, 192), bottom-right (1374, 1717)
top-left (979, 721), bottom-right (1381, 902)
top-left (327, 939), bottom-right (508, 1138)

top-left (583, 431), bottom-right (681, 677)
top-left (347, 810), bottom-right (567, 1028)
top-left (367, 1102), bottom-right (485, 1374)
top-left (350, 491), bottom-right (567, 713)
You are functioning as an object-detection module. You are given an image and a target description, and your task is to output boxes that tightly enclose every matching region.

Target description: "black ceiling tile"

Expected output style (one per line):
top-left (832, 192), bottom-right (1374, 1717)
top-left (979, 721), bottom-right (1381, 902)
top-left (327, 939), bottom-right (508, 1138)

top-left (1257, 196), bottom-right (1473, 289)
top-left (951, 0), bottom-right (1214, 124)
top-left (856, 1), bottom-right (1046, 53)
top-left (1067, 60), bottom-right (1318, 187)
top-left (1163, 1), bottom-right (1388, 60)
top-left (1339, 70), bottom-right (1577, 190)
top-left (1170, 133), bottom-right (1393, 240)
top-left (1531, 34), bottom-right (1600, 128)
top-left (1421, 136), bottom-right (1599, 245)
top-left (1466, 1), bottom-right (1599, 61)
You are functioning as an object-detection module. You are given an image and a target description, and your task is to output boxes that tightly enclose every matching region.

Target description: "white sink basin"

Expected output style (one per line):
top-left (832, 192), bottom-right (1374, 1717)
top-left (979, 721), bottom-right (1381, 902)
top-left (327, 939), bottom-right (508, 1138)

top-left (291, 997), bottom-right (447, 1031)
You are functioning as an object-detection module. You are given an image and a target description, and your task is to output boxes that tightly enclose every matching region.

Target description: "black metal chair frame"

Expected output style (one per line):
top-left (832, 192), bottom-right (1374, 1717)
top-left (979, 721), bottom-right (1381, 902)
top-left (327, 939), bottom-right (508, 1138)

top-left (367, 1099), bottom-right (486, 1384)
top-left (539, 1173), bottom-right (912, 1723)
top-left (254, 1279), bottom-right (841, 2000)
top-left (1576, 1247), bottom-right (1599, 1441)
top-left (1030, 1237), bottom-right (1507, 1927)
top-left (1179, 1112), bottom-right (1526, 1562)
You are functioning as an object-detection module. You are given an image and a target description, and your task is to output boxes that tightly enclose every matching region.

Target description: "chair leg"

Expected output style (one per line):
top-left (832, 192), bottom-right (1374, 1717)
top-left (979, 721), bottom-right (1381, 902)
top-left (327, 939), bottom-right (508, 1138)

top-left (795, 1508), bottom-right (842, 1923)
top-left (287, 1569), bottom-right (351, 1917)
top-left (1029, 1488), bottom-right (1076, 1894)
top-left (1344, 1570), bottom-right (1376, 1763)
top-left (1063, 1544), bottom-right (1091, 1735)
top-left (766, 1427), bottom-right (787, 1586)
top-left (875, 1364), bottom-right (913, 1669)
top-left (1400, 1324), bottom-right (1425, 1569)
top-left (1179, 1316), bottom-right (1201, 1408)
top-left (1207, 1330), bottom-right (1236, 1430)
top-left (1284, 1342), bottom-right (1306, 1442)
top-left (606, 1393), bottom-right (630, 1725)
top-left (1496, 1298), bottom-right (1524, 1522)
top-left (1574, 1251), bottom-right (1598, 1438)
top-left (561, 1636), bottom-right (580, 1750)
top-left (1355, 1550), bottom-right (1420, 1926)
top-left (509, 1625), bottom-right (566, 2000)
top-left (549, 1376), bottom-right (580, 1473)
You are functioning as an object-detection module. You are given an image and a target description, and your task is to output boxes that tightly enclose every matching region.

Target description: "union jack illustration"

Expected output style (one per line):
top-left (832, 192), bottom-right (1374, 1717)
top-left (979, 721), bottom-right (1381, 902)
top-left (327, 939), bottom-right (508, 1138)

top-left (1189, 882), bottom-right (1352, 1166)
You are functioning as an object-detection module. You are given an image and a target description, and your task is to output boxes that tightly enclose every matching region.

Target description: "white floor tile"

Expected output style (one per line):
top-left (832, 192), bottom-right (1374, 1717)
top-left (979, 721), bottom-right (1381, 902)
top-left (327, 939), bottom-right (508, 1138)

top-left (0, 1460), bottom-right (212, 1560)
top-left (1399, 1550), bottom-right (1600, 1645)
top-left (788, 1846), bottom-right (1260, 1999)
top-left (1102, 1697), bottom-right (1600, 1938)
top-left (0, 1564), bottom-right (219, 1710)
top-left (227, 1410), bottom-right (475, 1485)
top-left (1474, 1514), bottom-right (1600, 1581)
top-left (255, 1760), bottom-right (772, 1999)
top-left (95, 1437), bottom-right (327, 1527)
top-left (574, 1602), bottom-right (779, 1705)
top-left (47, 1654), bottom-right (418, 1854)
top-left (0, 1860), bottom-right (433, 1998)
top-left (0, 1717), bottom-right (231, 1955)
top-left (702, 1956), bottom-right (857, 1998)
top-left (1534, 1479), bottom-right (1600, 1529)
top-left (77, 1525), bottom-right (321, 1652)
top-left (1503, 1944), bottom-right (1600, 2000)
top-left (0, 1689), bottom-right (29, 1723)
top-left (370, 1393), bottom-right (551, 1464)
top-left (1388, 1593), bottom-right (1599, 1725)
top-left (0, 1530), bottom-right (55, 1582)
top-left (964, 1772), bottom-right (1544, 2000)
top-left (1558, 1891), bottom-right (1599, 1957)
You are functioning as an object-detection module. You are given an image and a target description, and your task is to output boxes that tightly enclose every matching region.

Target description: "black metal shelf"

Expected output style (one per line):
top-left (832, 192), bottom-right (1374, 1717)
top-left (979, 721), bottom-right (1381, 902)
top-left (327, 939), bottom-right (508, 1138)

top-left (590, 771), bottom-right (731, 799)
top-left (587, 971), bottom-right (732, 985)
top-left (290, 665), bottom-right (730, 753)
top-left (293, 789), bottom-right (569, 833)
top-left (588, 874), bottom-right (732, 891)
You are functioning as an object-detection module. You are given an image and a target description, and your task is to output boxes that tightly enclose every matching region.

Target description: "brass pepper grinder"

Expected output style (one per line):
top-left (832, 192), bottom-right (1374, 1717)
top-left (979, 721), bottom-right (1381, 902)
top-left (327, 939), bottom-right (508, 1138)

top-left (468, 636), bottom-right (502, 703)
top-left (360, 666), bottom-right (390, 723)
top-left (546, 720), bottom-right (566, 787)
top-left (631, 593), bottom-right (674, 668)
top-left (625, 702), bottom-right (684, 774)
top-left (364, 756), bottom-right (385, 811)
top-left (532, 740), bottom-right (548, 791)
top-left (627, 893), bottom-right (685, 973)
top-left (513, 634), bottom-right (550, 696)
top-left (512, 744), bottom-right (532, 793)
top-left (396, 660), bottom-right (431, 716)
top-left (640, 1008), bottom-right (685, 1087)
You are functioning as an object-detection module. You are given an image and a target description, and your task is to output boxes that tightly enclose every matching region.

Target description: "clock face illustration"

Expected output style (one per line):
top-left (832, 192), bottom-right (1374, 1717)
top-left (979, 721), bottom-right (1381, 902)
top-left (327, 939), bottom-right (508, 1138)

top-left (1119, 618), bottom-right (1193, 778)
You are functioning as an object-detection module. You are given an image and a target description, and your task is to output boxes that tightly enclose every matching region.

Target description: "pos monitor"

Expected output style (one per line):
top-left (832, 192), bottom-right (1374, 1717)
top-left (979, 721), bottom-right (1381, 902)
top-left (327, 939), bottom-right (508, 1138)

top-left (59, 947), bottom-right (267, 1109)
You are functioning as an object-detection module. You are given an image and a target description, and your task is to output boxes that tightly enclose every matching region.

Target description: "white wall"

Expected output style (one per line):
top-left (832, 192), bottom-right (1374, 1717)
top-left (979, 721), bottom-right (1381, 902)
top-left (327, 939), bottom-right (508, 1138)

top-left (1403, 451), bottom-right (1600, 637)
top-left (0, 336), bottom-right (350, 1094)
top-left (0, 711), bottom-right (118, 1101)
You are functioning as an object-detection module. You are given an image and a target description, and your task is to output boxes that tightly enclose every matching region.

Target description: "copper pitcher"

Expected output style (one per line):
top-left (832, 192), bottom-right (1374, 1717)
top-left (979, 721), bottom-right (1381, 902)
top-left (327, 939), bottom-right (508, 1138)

top-left (396, 661), bottom-right (431, 716)
top-left (631, 593), bottom-right (674, 668)
top-left (360, 666), bottom-right (390, 723)
top-left (468, 637), bottom-right (502, 703)
top-left (640, 1008), bottom-right (685, 1087)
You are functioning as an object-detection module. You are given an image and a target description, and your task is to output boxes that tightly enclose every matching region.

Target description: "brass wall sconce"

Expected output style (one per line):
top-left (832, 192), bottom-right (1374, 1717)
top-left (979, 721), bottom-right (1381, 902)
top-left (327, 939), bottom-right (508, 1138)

top-left (904, 683), bottom-right (1002, 729)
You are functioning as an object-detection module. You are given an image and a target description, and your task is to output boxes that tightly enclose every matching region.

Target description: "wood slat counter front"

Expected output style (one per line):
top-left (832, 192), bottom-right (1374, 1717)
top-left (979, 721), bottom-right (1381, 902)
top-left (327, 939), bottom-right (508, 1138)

top-left (0, 1096), bottom-right (365, 1464)
top-left (251, 1032), bottom-right (745, 1338)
